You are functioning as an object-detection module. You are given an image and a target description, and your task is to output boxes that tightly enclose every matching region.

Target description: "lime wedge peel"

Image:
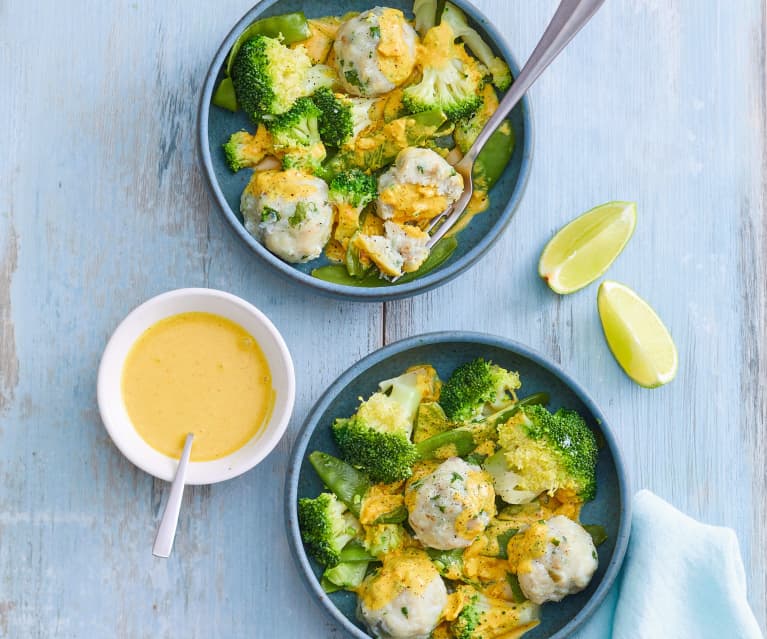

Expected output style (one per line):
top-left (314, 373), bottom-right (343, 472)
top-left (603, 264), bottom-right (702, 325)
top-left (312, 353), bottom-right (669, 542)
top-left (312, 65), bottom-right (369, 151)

top-left (597, 280), bottom-right (678, 388)
top-left (539, 201), bottom-right (637, 294)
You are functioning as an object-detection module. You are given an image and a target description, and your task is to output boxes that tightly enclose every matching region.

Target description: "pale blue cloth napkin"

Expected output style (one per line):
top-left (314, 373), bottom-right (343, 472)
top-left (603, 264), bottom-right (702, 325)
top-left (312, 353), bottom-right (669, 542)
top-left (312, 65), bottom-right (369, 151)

top-left (573, 490), bottom-right (764, 639)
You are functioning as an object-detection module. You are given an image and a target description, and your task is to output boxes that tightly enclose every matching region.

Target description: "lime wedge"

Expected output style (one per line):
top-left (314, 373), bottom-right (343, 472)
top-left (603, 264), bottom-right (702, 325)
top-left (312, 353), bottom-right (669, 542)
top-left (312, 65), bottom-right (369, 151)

top-left (597, 280), bottom-right (678, 388)
top-left (539, 201), bottom-right (637, 294)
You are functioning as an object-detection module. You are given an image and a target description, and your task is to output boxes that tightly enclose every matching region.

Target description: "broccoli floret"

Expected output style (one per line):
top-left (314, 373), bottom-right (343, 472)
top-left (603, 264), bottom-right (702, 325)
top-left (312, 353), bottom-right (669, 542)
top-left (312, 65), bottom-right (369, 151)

top-left (441, 2), bottom-right (512, 91)
top-left (322, 560), bottom-right (369, 591)
top-left (495, 405), bottom-right (598, 502)
top-left (264, 96), bottom-right (326, 173)
top-left (332, 371), bottom-right (424, 482)
top-left (440, 358), bottom-right (521, 422)
top-left (451, 586), bottom-right (539, 639)
top-left (323, 108), bottom-right (448, 174)
top-left (222, 125), bottom-right (273, 172)
top-left (402, 22), bottom-right (484, 121)
top-left (453, 83), bottom-right (500, 153)
top-left (298, 492), bottom-right (361, 567)
top-left (312, 87), bottom-right (374, 148)
top-left (231, 35), bottom-right (329, 120)
top-left (328, 169), bottom-right (377, 208)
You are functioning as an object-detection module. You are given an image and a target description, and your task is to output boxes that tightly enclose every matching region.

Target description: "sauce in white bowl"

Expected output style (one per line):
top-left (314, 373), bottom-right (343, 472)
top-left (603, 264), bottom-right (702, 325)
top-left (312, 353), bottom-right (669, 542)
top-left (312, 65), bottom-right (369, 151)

top-left (98, 288), bottom-right (295, 484)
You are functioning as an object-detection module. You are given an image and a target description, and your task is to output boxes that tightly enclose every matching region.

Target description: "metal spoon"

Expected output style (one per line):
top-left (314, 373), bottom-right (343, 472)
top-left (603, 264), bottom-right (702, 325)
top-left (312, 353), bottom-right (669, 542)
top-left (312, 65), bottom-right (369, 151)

top-left (152, 433), bottom-right (194, 558)
top-left (423, 0), bottom-right (607, 250)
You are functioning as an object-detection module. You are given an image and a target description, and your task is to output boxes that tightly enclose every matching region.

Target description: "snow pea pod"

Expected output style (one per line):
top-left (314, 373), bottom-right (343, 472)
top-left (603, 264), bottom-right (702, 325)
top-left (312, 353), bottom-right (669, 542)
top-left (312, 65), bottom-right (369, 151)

top-left (212, 77), bottom-right (238, 112)
top-left (473, 120), bottom-right (515, 190)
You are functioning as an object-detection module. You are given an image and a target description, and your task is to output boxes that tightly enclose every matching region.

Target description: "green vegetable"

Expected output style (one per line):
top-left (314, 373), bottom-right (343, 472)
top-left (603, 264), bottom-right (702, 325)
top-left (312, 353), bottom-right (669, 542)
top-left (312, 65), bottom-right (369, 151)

top-left (222, 130), bottom-right (267, 172)
top-left (311, 236), bottom-right (458, 286)
top-left (322, 560), bottom-right (369, 590)
top-left (308, 451), bottom-right (408, 525)
top-left (440, 2), bottom-right (512, 90)
top-left (329, 169), bottom-right (377, 209)
top-left (505, 573), bottom-right (527, 603)
top-left (494, 528), bottom-right (518, 560)
top-left (584, 524), bottom-right (608, 546)
top-left (265, 96), bottom-right (325, 172)
top-left (414, 428), bottom-right (477, 460)
top-left (212, 77), bottom-right (239, 112)
top-left (297, 492), bottom-right (360, 567)
top-left (339, 541), bottom-right (375, 562)
top-left (332, 371), bottom-right (424, 483)
top-left (450, 587), bottom-right (537, 639)
top-left (473, 124), bottom-right (515, 190)
top-left (495, 404), bottom-right (599, 502)
top-left (225, 12), bottom-right (311, 77)
top-left (322, 108), bottom-right (448, 174)
top-left (231, 34), bottom-right (326, 120)
top-left (364, 524), bottom-right (406, 557)
top-left (413, 402), bottom-right (453, 443)
top-left (426, 547), bottom-right (463, 576)
top-left (308, 451), bottom-right (370, 518)
top-left (440, 358), bottom-right (521, 422)
top-left (312, 87), bottom-right (374, 148)
top-left (402, 19), bottom-right (483, 121)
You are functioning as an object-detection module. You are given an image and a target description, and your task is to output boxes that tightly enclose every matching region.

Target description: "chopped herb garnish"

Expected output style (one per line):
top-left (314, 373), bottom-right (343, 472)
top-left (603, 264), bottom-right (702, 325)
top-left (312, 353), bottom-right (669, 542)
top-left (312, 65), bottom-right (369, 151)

top-left (401, 607), bottom-right (408, 617)
top-left (451, 472), bottom-right (463, 483)
top-left (289, 202), bottom-right (310, 227)
top-left (344, 69), bottom-right (365, 89)
top-left (551, 537), bottom-right (560, 546)
top-left (261, 206), bottom-right (280, 222)
top-left (370, 26), bottom-right (381, 38)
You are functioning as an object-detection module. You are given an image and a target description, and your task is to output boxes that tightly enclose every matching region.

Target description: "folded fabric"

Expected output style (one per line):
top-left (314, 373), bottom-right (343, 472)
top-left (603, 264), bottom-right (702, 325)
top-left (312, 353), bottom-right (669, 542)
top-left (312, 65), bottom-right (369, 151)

top-left (573, 490), bottom-right (764, 639)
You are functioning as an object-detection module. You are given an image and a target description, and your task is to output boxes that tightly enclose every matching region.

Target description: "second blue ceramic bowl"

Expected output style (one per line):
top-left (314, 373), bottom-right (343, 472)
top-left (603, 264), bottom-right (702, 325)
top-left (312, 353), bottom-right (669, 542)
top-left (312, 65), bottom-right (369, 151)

top-left (198, 0), bottom-right (532, 301)
top-left (286, 332), bottom-right (631, 638)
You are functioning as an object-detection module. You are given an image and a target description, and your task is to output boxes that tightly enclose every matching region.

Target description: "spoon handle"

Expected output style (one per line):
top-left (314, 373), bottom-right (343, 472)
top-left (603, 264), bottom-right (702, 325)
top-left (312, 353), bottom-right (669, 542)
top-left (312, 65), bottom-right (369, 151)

top-left (152, 433), bottom-right (194, 558)
top-left (461, 0), bottom-right (606, 169)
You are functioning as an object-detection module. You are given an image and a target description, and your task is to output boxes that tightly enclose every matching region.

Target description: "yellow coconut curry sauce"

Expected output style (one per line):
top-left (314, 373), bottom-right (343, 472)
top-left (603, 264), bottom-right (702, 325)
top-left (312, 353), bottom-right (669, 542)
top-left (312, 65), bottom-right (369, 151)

top-left (121, 312), bottom-right (274, 461)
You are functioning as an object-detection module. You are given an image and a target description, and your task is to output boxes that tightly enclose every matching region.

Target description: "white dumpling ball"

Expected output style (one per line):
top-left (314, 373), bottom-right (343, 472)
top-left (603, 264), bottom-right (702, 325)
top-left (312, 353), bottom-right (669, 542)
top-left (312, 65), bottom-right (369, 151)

top-left (357, 549), bottom-right (447, 639)
top-left (333, 7), bottom-right (418, 97)
top-left (507, 515), bottom-right (598, 605)
top-left (405, 457), bottom-right (495, 550)
top-left (240, 169), bottom-right (333, 263)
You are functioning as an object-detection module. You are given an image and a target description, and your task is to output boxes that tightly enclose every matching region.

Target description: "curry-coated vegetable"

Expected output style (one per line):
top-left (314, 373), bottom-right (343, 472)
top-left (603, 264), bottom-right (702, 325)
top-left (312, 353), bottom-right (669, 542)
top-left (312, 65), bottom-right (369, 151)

top-left (311, 236), bottom-right (457, 286)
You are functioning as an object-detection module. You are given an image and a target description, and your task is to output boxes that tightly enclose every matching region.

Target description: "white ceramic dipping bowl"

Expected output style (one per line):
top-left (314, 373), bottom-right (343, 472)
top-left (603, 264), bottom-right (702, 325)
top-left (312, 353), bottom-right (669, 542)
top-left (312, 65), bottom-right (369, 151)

top-left (97, 288), bottom-right (295, 484)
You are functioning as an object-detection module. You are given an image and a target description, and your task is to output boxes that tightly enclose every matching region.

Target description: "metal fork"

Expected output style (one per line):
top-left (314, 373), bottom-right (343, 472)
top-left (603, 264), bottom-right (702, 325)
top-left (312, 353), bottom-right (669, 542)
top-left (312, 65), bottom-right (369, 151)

top-left (424, 0), bottom-right (607, 250)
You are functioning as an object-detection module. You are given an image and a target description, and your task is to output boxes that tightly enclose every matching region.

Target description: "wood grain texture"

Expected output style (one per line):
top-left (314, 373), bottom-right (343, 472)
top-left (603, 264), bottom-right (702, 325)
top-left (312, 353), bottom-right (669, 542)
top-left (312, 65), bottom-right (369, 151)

top-left (0, 0), bottom-right (764, 637)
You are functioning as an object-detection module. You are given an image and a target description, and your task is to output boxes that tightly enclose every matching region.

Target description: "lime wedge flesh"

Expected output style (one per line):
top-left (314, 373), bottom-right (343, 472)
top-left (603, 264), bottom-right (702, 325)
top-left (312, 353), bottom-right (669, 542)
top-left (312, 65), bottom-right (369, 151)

top-left (539, 201), bottom-right (637, 294)
top-left (597, 280), bottom-right (678, 388)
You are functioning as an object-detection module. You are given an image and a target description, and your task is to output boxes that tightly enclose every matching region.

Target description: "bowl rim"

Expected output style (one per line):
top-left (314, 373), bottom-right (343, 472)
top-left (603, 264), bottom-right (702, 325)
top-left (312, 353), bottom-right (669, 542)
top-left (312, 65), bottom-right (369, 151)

top-left (285, 331), bottom-right (632, 638)
top-left (97, 287), bottom-right (296, 485)
top-left (197, 0), bottom-right (534, 302)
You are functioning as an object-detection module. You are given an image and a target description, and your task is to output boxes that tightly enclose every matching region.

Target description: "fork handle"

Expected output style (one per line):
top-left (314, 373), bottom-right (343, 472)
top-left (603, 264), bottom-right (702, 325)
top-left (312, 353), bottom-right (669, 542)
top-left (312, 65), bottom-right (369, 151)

top-left (458, 0), bottom-right (606, 171)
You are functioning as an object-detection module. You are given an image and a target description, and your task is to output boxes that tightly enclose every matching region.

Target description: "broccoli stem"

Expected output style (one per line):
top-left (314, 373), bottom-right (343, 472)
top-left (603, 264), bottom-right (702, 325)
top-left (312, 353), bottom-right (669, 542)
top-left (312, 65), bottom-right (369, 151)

top-left (309, 451), bottom-right (370, 518)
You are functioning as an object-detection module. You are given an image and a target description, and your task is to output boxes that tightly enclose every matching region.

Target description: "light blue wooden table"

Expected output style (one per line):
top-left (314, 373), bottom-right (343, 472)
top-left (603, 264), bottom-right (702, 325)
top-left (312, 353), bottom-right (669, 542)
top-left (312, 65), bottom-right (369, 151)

top-left (1, 1), bottom-right (765, 636)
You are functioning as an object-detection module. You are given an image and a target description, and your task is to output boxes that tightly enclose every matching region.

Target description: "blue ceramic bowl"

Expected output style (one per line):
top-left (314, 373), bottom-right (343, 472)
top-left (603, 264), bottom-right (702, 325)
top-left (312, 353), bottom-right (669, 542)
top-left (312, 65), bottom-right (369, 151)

top-left (286, 332), bottom-right (631, 638)
top-left (198, 1), bottom-right (532, 301)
